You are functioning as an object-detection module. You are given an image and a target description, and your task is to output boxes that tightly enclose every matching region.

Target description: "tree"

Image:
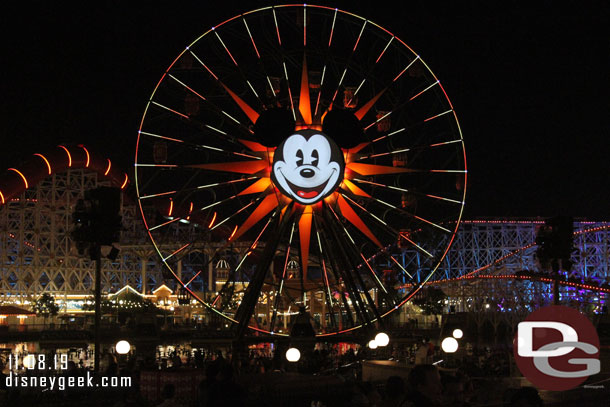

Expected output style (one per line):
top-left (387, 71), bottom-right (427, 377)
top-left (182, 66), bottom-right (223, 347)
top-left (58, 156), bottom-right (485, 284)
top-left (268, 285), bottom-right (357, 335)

top-left (33, 293), bottom-right (60, 328)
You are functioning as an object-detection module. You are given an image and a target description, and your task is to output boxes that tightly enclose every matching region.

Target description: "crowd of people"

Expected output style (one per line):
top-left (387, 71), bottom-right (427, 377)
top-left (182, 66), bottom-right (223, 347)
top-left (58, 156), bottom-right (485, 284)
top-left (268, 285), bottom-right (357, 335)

top-left (0, 341), bottom-right (544, 406)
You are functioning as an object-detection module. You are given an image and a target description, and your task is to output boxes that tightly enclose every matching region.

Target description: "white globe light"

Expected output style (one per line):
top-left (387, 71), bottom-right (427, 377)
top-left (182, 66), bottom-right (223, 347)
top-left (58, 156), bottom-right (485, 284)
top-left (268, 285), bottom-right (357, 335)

top-left (368, 339), bottom-right (378, 349)
top-left (452, 329), bottom-right (464, 339)
top-left (441, 337), bottom-right (459, 353)
top-left (115, 340), bottom-right (131, 355)
top-left (23, 355), bottom-right (36, 369)
top-left (375, 332), bottom-right (390, 347)
top-left (285, 347), bottom-right (301, 362)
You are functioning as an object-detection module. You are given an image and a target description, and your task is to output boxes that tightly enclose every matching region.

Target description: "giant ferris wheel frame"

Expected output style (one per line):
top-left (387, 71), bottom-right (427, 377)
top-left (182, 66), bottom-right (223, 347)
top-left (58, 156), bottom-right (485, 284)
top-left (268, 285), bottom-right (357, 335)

top-left (134, 5), bottom-right (467, 337)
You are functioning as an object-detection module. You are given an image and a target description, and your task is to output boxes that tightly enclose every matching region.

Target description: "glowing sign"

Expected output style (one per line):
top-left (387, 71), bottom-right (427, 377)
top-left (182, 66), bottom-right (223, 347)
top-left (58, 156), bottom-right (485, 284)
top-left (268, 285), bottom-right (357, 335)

top-left (271, 130), bottom-right (344, 204)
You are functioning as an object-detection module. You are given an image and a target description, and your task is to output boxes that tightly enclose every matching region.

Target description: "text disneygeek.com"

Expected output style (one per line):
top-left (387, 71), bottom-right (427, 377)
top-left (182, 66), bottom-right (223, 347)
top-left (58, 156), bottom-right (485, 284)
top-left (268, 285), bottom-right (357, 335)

top-left (5, 372), bottom-right (131, 391)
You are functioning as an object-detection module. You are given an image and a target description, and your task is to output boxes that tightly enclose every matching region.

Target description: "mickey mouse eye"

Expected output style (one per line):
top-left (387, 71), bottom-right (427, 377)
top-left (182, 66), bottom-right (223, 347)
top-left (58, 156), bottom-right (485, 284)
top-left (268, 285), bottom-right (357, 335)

top-left (296, 149), bottom-right (304, 166)
top-left (312, 149), bottom-right (319, 167)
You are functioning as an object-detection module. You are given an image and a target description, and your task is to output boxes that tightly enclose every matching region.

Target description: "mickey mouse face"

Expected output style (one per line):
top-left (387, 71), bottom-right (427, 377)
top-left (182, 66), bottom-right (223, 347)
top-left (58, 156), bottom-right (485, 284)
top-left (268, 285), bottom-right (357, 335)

top-left (271, 130), bottom-right (345, 205)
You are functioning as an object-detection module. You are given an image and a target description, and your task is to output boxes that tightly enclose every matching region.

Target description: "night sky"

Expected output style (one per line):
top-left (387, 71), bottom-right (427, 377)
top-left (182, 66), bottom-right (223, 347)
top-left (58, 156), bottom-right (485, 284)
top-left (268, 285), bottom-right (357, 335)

top-left (1, 2), bottom-right (609, 219)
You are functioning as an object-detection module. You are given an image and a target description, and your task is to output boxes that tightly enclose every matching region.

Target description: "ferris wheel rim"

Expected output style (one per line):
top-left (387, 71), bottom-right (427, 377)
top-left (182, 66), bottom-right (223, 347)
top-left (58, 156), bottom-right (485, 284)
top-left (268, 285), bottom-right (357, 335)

top-left (134, 4), bottom-right (467, 337)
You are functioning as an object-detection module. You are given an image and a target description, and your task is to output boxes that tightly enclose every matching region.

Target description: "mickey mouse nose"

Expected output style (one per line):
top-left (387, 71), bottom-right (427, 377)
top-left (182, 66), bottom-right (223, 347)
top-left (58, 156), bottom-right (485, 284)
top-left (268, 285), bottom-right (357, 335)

top-left (300, 168), bottom-right (315, 178)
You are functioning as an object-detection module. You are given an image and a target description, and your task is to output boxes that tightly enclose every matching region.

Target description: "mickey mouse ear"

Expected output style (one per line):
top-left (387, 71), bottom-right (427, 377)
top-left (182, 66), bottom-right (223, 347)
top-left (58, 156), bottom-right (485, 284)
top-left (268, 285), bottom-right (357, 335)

top-left (252, 107), bottom-right (295, 147)
top-left (322, 109), bottom-right (366, 149)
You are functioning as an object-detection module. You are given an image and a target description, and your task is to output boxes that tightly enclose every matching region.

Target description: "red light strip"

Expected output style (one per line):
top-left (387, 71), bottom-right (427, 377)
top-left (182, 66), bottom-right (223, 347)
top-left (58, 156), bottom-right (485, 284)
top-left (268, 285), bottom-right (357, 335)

top-left (184, 270), bottom-right (202, 288)
top-left (120, 174), bottom-right (129, 189)
top-left (34, 153), bottom-right (52, 175)
top-left (389, 255), bottom-right (415, 279)
top-left (8, 168), bottom-right (28, 188)
top-left (424, 109), bottom-right (453, 122)
top-left (353, 20), bottom-right (367, 52)
top-left (364, 110), bottom-right (392, 131)
top-left (208, 212), bottom-right (217, 228)
top-left (375, 36), bottom-right (394, 64)
top-left (272, 8), bottom-right (281, 45)
top-left (168, 198), bottom-right (174, 217)
top-left (330, 68), bottom-right (347, 105)
top-left (186, 202), bottom-right (193, 220)
top-left (360, 253), bottom-right (388, 294)
top-left (210, 199), bottom-right (257, 230)
top-left (393, 56), bottom-right (420, 82)
top-left (242, 18), bottom-right (260, 58)
top-left (151, 101), bottom-right (189, 119)
top-left (410, 81), bottom-right (439, 101)
top-left (58, 145), bottom-right (72, 167)
top-left (79, 145), bottom-right (90, 167)
top-left (139, 190), bottom-right (178, 200)
top-left (189, 50), bottom-right (219, 80)
top-left (149, 217), bottom-right (181, 232)
top-left (303, 6), bottom-right (307, 46)
top-left (228, 225), bottom-right (238, 240)
top-left (139, 130), bottom-right (184, 144)
top-left (168, 74), bottom-right (207, 101)
top-left (372, 127), bottom-right (406, 143)
top-left (328, 8), bottom-right (337, 47)
top-left (104, 159), bottom-right (111, 176)
top-left (163, 243), bottom-right (191, 262)
top-left (213, 30), bottom-right (238, 66)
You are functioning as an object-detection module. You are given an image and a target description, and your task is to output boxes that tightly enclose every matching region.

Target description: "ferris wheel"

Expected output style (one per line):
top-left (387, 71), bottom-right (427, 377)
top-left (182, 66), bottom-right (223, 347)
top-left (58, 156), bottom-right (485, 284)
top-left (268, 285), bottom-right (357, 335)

top-left (134, 5), bottom-right (466, 337)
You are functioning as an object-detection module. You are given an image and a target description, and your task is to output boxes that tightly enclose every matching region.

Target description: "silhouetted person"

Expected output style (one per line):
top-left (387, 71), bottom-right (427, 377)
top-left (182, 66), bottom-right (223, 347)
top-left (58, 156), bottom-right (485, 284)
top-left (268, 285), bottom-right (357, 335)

top-left (508, 387), bottom-right (543, 407)
top-left (441, 374), bottom-right (470, 406)
top-left (404, 364), bottom-right (442, 406)
top-left (157, 383), bottom-right (183, 407)
top-left (381, 375), bottom-right (406, 407)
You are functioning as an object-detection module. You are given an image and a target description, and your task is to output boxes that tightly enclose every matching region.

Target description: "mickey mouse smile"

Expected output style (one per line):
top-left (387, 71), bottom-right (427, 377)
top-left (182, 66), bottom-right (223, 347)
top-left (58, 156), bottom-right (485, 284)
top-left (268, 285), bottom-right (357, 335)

top-left (271, 130), bottom-right (345, 205)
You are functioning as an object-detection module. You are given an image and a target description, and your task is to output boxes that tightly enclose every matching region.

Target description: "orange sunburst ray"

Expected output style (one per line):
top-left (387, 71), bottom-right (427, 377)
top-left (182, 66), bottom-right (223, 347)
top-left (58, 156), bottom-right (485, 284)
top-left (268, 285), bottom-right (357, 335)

top-left (220, 82), bottom-right (260, 124)
top-left (238, 178), bottom-right (271, 195)
top-left (342, 179), bottom-right (371, 197)
top-left (336, 194), bottom-right (382, 247)
top-left (299, 55), bottom-right (312, 125)
top-left (354, 88), bottom-right (386, 121)
top-left (231, 194), bottom-right (279, 241)
top-left (188, 160), bottom-right (267, 174)
top-left (347, 162), bottom-right (413, 176)
top-left (238, 139), bottom-right (271, 152)
top-left (345, 142), bottom-right (370, 154)
top-left (299, 205), bottom-right (313, 279)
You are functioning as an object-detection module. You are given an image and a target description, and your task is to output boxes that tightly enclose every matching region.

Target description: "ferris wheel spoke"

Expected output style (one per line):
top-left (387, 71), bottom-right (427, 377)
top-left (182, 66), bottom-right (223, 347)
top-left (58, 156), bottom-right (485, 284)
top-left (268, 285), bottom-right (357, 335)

top-left (339, 193), bottom-right (435, 259)
top-left (186, 160), bottom-right (267, 174)
top-left (148, 97), bottom-right (251, 147)
top-left (139, 177), bottom-right (258, 200)
top-left (316, 223), bottom-right (357, 327)
top-left (328, 19), bottom-right (367, 108)
top-left (209, 198), bottom-right (260, 231)
top-left (235, 203), bottom-right (294, 336)
top-left (269, 221), bottom-right (297, 333)
top-left (351, 178), bottom-right (464, 206)
top-left (241, 17), bottom-right (280, 104)
top-left (188, 49), bottom-right (260, 124)
top-left (314, 226), bottom-right (338, 330)
top-left (299, 55), bottom-right (313, 125)
top-left (346, 162), bottom-right (464, 175)
top-left (327, 206), bottom-right (393, 320)
top-left (321, 209), bottom-right (380, 326)
top-left (166, 73), bottom-right (254, 134)
top-left (356, 139), bottom-right (462, 160)
top-left (139, 130), bottom-right (261, 160)
top-left (424, 109), bottom-right (454, 123)
top-left (230, 194), bottom-right (280, 242)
